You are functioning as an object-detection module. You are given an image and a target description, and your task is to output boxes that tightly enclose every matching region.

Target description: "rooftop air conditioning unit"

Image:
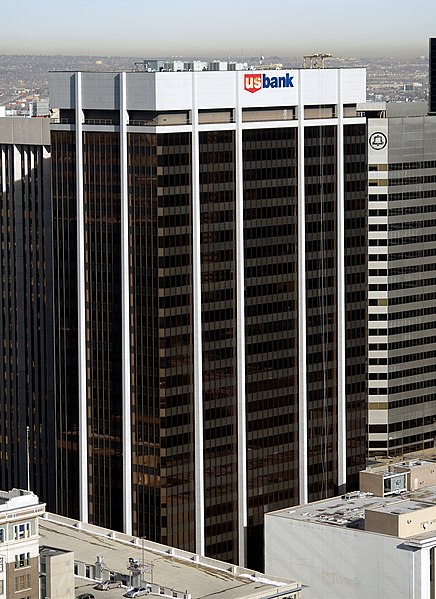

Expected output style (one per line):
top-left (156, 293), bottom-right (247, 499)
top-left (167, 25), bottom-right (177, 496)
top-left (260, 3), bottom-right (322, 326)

top-left (384, 473), bottom-right (406, 495)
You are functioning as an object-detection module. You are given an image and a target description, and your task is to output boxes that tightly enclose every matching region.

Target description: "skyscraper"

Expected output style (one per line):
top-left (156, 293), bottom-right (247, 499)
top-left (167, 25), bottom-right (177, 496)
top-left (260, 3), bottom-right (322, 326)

top-left (430, 38), bottom-right (436, 114)
top-left (0, 117), bottom-right (55, 507)
top-left (49, 66), bottom-right (368, 567)
top-left (360, 100), bottom-right (436, 457)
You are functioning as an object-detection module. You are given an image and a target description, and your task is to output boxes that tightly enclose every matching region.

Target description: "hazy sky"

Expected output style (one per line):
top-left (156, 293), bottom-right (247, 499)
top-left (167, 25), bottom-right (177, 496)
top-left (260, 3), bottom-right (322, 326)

top-left (1, 0), bottom-right (435, 58)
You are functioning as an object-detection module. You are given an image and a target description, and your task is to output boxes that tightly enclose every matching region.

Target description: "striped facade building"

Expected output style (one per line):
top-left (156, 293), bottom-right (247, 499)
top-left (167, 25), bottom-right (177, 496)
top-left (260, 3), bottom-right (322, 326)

top-left (360, 101), bottom-right (436, 457)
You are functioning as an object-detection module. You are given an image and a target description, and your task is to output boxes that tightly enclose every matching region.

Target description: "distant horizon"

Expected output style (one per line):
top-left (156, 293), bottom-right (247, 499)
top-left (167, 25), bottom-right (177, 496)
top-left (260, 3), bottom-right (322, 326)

top-left (0, 0), bottom-right (436, 59)
top-left (2, 0), bottom-right (434, 61)
top-left (0, 51), bottom-right (430, 60)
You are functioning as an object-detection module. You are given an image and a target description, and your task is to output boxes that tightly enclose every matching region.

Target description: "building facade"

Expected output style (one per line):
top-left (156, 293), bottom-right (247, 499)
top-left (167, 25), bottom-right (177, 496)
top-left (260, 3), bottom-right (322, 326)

top-left (0, 489), bottom-right (45, 599)
top-left (0, 118), bottom-right (55, 508)
top-left (49, 67), bottom-right (368, 567)
top-left (359, 101), bottom-right (436, 457)
top-left (39, 546), bottom-right (74, 599)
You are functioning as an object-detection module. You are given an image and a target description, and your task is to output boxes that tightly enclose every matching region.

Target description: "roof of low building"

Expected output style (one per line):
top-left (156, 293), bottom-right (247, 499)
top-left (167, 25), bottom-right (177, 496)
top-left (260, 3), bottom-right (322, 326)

top-left (39, 513), bottom-right (300, 599)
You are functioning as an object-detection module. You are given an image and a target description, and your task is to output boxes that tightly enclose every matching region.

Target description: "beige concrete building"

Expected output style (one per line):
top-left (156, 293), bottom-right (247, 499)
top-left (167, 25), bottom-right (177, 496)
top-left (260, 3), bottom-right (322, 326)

top-left (39, 547), bottom-right (74, 599)
top-left (357, 100), bottom-right (436, 458)
top-left (360, 457), bottom-right (436, 496)
top-left (0, 489), bottom-right (45, 599)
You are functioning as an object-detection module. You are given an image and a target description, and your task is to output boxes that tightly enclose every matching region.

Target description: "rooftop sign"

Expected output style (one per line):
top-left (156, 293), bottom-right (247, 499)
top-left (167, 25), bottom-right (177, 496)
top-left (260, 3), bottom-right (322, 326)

top-left (244, 73), bottom-right (294, 94)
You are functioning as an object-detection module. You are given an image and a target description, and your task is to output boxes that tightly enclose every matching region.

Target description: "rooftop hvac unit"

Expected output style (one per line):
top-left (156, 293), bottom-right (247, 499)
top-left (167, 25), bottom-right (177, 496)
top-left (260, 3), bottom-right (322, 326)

top-left (383, 473), bottom-right (406, 495)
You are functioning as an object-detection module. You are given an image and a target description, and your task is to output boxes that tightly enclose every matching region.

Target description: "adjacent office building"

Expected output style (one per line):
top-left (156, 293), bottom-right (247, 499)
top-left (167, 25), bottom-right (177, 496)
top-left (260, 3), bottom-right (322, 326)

top-left (430, 38), bottom-right (436, 115)
top-left (48, 66), bottom-right (368, 566)
top-left (0, 118), bottom-right (56, 509)
top-left (359, 101), bottom-right (436, 457)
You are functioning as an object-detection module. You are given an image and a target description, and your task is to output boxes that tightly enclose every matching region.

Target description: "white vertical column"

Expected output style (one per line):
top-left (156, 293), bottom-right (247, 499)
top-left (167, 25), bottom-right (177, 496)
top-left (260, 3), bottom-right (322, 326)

top-left (297, 71), bottom-right (308, 505)
top-left (1, 149), bottom-right (6, 193)
top-left (336, 71), bottom-right (347, 493)
top-left (29, 148), bottom-right (35, 197)
top-left (22, 147), bottom-right (29, 191)
top-left (1, 146), bottom-right (6, 193)
top-left (191, 72), bottom-right (205, 555)
top-left (235, 73), bottom-right (247, 566)
top-left (120, 72), bottom-right (132, 534)
top-left (12, 145), bottom-right (21, 188)
top-left (75, 72), bottom-right (89, 523)
top-left (415, 546), bottom-right (431, 599)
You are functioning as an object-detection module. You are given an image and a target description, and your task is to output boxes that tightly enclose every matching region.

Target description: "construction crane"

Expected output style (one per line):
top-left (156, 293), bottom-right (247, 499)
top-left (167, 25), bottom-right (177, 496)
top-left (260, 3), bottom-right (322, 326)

top-left (302, 53), bottom-right (332, 69)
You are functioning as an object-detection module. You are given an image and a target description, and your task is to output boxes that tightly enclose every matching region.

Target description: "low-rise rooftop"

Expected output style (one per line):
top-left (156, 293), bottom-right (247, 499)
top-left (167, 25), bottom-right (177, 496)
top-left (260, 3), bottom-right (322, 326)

top-left (39, 513), bottom-right (301, 599)
top-left (270, 455), bottom-right (436, 541)
top-left (0, 488), bottom-right (44, 513)
top-left (269, 492), bottom-right (392, 529)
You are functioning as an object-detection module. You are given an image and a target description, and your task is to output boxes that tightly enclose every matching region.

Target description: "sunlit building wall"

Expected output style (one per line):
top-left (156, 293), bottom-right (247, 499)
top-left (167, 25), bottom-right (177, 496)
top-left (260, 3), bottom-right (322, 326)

top-left (359, 101), bottom-right (436, 457)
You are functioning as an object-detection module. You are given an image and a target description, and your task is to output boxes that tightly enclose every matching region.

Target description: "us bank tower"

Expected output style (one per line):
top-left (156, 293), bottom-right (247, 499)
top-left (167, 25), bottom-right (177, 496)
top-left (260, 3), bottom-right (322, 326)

top-left (49, 65), bottom-right (367, 567)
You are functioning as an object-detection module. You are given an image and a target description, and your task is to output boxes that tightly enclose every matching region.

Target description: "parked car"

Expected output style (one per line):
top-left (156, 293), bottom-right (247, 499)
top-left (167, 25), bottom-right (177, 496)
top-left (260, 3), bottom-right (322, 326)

top-left (95, 580), bottom-right (122, 590)
top-left (76, 594), bottom-right (95, 599)
top-left (124, 586), bottom-right (152, 598)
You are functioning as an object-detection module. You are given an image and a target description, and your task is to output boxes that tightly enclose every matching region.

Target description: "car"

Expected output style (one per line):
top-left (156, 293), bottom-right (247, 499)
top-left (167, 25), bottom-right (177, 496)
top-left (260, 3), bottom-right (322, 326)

top-left (76, 594), bottom-right (95, 599)
top-left (95, 580), bottom-right (122, 590)
top-left (124, 586), bottom-right (152, 597)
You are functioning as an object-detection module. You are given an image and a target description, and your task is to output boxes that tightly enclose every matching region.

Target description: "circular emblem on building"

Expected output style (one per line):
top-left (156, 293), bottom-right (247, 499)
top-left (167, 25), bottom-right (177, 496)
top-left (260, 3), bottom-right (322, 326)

top-left (369, 132), bottom-right (387, 150)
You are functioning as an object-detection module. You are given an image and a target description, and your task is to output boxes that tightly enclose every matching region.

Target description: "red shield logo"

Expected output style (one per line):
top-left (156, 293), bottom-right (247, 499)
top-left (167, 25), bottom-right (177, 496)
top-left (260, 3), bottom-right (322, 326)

top-left (244, 74), bottom-right (262, 93)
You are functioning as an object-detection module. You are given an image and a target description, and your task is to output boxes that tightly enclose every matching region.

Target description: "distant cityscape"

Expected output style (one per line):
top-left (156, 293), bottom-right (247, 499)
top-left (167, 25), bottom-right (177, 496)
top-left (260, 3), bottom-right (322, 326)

top-left (0, 53), bottom-right (430, 114)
